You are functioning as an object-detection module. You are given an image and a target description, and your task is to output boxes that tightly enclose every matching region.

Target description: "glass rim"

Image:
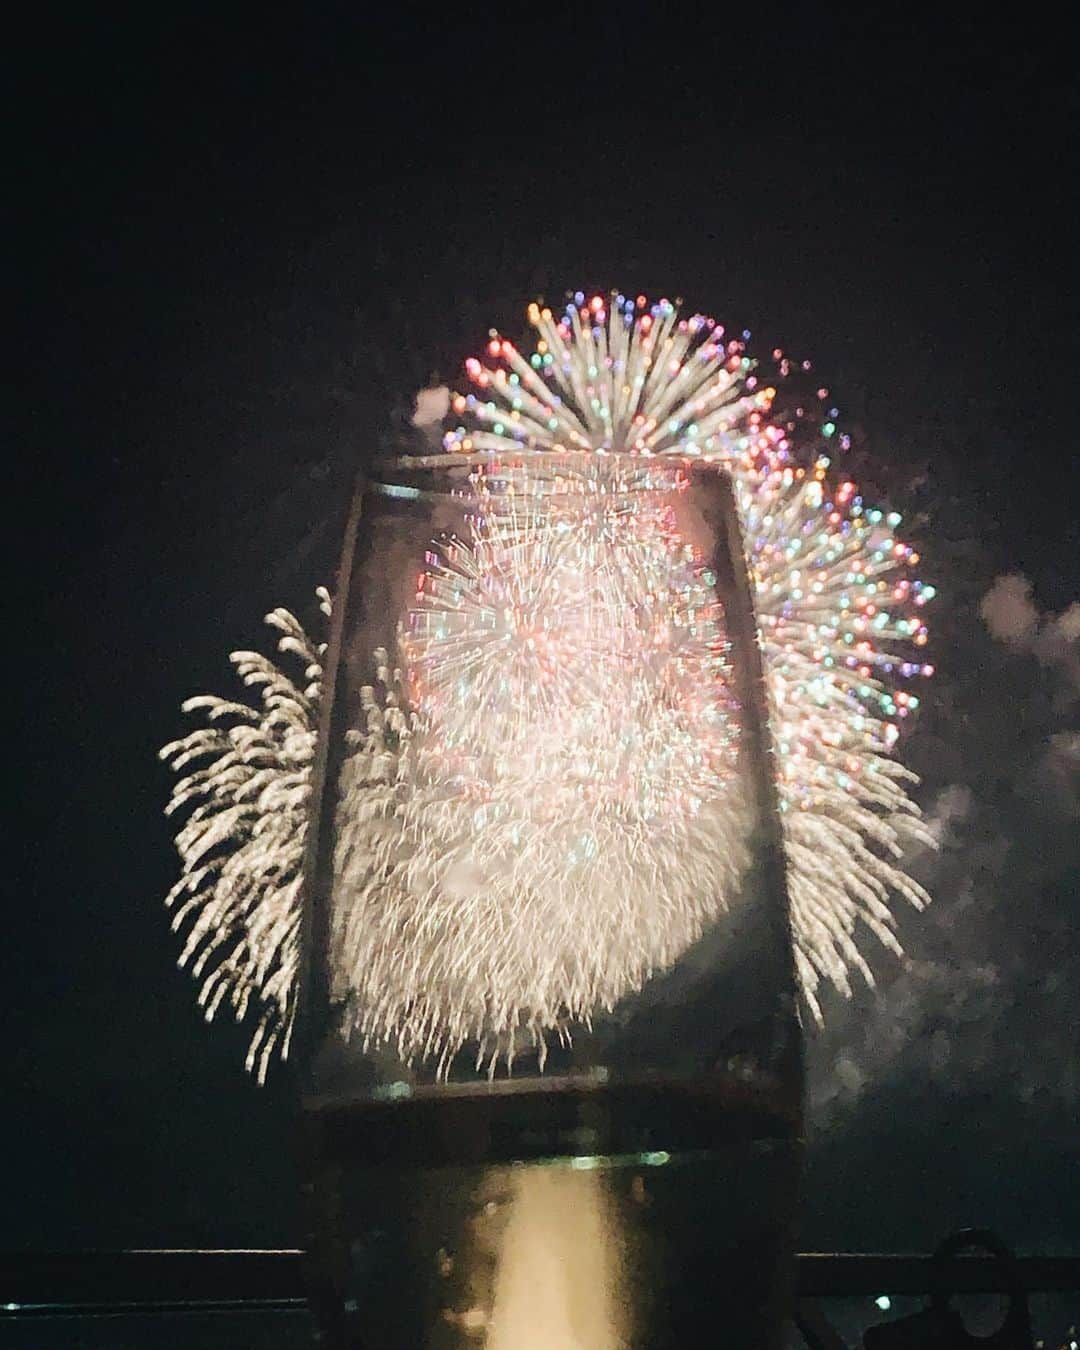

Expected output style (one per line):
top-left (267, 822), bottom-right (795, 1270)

top-left (370, 451), bottom-right (733, 503)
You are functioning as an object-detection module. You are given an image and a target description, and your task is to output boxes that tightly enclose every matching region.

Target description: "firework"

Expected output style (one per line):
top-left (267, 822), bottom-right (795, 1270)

top-left (160, 291), bottom-right (936, 1079)
top-left (397, 464), bottom-right (738, 813)
top-left (740, 467), bottom-right (934, 1013)
top-left (438, 293), bottom-right (936, 1021)
top-left (442, 295), bottom-right (767, 461)
top-left (333, 479), bottom-right (746, 1072)
top-left (158, 590), bottom-right (331, 1082)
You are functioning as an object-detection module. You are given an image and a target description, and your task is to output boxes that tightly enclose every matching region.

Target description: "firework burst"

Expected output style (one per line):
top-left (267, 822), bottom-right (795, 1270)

top-left (161, 290), bottom-right (936, 1079)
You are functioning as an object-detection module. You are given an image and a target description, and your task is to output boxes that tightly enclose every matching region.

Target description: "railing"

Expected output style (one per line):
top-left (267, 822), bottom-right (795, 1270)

top-left (3, 1245), bottom-right (1077, 1318)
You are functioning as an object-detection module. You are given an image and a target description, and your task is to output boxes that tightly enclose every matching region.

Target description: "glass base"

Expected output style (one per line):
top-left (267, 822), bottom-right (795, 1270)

top-left (303, 1078), bottom-right (801, 1349)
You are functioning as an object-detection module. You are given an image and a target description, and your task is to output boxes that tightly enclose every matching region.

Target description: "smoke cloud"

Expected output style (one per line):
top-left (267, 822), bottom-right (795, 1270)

top-left (979, 573), bottom-right (1040, 646)
top-left (981, 572), bottom-right (1080, 705)
top-left (808, 571), bottom-right (1080, 1149)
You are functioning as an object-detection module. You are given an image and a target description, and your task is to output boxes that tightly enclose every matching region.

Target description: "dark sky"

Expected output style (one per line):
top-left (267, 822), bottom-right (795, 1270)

top-left (11, 4), bottom-right (1079, 1275)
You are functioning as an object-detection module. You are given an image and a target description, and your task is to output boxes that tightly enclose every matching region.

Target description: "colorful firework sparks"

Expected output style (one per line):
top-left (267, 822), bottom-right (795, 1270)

top-left (160, 290), bottom-right (936, 1080)
top-left (442, 295), bottom-right (768, 461)
top-left (397, 466), bottom-right (738, 820)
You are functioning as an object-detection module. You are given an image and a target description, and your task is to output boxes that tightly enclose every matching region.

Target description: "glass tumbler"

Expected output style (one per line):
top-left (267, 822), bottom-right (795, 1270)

top-left (299, 450), bottom-right (803, 1350)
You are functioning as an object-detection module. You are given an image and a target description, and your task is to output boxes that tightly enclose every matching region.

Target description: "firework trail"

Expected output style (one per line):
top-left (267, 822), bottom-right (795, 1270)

top-left (161, 292), bottom-right (935, 1078)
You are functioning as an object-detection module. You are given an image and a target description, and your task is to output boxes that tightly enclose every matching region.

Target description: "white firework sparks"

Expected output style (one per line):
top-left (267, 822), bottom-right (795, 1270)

top-left (158, 590), bottom-right (331, 1082)
top-left (332, 479), bottom-right (747, 1072)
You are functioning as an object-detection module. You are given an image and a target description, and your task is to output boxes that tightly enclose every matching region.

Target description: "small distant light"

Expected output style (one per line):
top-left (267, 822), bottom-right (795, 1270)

top-left (641, 1150), bottom-right (670, 1166)
top-left (570, 1156), bottom-right (600, 1170)
top-left (376, 483), bottom-right (422, 501)
top-left (875, 1295), bottom-right (891, 1311)
top-left (4, 1303), bottom-right (19, 1312)
top-left (375, 1080), bottom-right (412, 1102)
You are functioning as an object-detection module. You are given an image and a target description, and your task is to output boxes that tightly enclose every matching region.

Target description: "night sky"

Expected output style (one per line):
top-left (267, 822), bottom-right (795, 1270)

top-left (12, 3), bottom-right (1079, 1287)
